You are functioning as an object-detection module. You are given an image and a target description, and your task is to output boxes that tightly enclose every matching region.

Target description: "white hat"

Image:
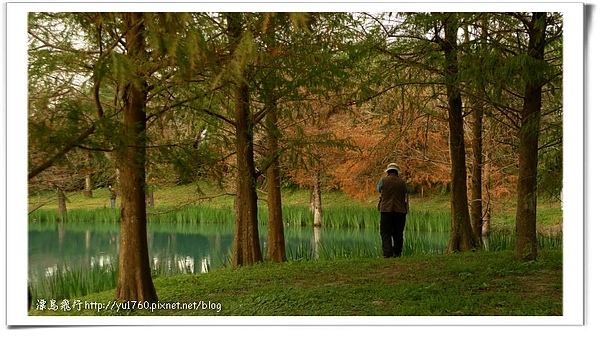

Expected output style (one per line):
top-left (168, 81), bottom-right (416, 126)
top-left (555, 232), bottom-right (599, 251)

top-left (384, 162), bottom-right (400, 173)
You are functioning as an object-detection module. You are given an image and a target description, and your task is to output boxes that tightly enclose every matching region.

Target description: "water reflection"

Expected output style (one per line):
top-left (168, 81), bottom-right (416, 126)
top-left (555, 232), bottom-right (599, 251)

top-left (312, 226), bottom-right (322, 259)
top-left (90, 254), bottom-right (114, 269)
top-left (28, 225), bottom-right (235, 282)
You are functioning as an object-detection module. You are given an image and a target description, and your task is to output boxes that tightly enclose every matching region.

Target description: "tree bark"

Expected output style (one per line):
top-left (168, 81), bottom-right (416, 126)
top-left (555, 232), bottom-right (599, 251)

top-left (311, 171), bottom-right (323, 228)
top-left (474, 17), bottom-right (491, 242)
top-left (470, 98), bottom-right (484, 241)
top-left (266, 104), bottom-right (286, 263)
top-left (84, 174), bottom-right (93, 198)
top-left (146, 190), bottom-right (154, 207)
top-left (114, 12), bottom-right (158, 302)
top-left (515, 12), bottom-right (547, 261)
top-left (482, 149), bottom-right (492, 237)
top-left (441, 13), bottom-right (478, 252)
top-left (84, 152), bottom-right (93, 198)
top-left (229, 13), bottom-right (262, 267)
top-left (231, 78), bottom-right (262, 266)
top-left (57, 186), bottom-right (67, 222)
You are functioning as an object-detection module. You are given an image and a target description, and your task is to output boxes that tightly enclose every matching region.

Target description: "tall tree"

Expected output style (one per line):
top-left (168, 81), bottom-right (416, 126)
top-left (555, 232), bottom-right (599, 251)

top-left (462, 16), bottom-right (491, 243)
top-left (514, 12), bottom-right (548, 261)
top-left (469, 96), bottom-right (484, 241)
top-left (114, 12), bottom-right (158, 301)
top-left (440, 13), bottom-right (478, 252)
top-left (265, 102), bottom-right (286, 262)
top-left (227, 13), bottom-right (263, 266)
top-left (261, 14), bottom-right (287, 263)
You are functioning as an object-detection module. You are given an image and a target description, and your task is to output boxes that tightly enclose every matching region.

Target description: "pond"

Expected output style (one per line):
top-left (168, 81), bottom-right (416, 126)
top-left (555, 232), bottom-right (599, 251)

top-left (28, 222), bottom-right (450, 281)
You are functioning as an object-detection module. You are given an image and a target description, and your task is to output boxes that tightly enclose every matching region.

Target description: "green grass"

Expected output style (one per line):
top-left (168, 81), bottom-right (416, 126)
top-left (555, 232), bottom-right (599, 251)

top-left (29, 250), bottom-right (562, 316)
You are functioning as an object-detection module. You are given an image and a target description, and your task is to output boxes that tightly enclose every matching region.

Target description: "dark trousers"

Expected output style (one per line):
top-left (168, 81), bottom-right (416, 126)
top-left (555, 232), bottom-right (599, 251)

top-left (380, 212), bottom-right (407, 258)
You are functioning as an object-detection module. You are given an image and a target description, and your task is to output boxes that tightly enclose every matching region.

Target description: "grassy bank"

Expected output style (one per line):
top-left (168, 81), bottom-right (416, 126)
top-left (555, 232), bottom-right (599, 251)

top-left (30, 250), bottom-right (562, 316)
top-left (27, 226), bottom-right (562, 302)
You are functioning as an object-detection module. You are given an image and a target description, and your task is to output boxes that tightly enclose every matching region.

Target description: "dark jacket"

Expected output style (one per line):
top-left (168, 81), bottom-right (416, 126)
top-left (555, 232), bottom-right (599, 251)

top-left (377, 174), bottom-right (409, 213)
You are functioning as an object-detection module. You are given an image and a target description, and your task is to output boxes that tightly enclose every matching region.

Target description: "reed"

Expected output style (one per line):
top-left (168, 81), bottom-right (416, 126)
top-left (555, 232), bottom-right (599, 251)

top-left (26, 203), bottom-right (490, 237)
top-left (404, 231), bottom-right (448, 255)
top-left (29, 208), bottom-right (120, 224)
top-left (286, 240), bottom-right (316, 261)
top-left (539, 233), bottom-right (563, 250)
top-left (149, 205), bottom-right (235, 225)
top-left (283, 227), bottom-right (449, 261)
top-left (29, 263), bottom-right (118, 302)
top-left (481, 232), bottom-right (563, 252)
top-left (281, 205), bottom-right (312, 227)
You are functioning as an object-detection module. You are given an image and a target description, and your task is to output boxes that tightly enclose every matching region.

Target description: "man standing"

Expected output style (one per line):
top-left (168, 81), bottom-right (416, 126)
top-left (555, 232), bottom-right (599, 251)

top-left (377, 163), bottom-right (409, 258)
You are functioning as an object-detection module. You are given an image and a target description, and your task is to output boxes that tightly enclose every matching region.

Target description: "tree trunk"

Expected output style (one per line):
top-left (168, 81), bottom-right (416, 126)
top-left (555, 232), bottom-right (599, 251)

top-left (463, 22), bottom-right (482, 241)
top-left (146, 190), bottom-right (154, 208)
top-left (114, 12), bottom-right (158, 302)
top-left (57, 186), bottom-right (67, 222)
top-left (266, 104), bottom-right (286, 263)
top-left (473, 17), bottom-right (491, 242)
top-left (470, 98), bottom-right (484, 241)
top-left (311, 172), bottom-right (323, 228)
top-left (231, 77), bottom-right (262, 266)
top-left (482, 149), bottom-right (492, 237)
top-left (442, 13), bottom-right (478, 252)
top-left (84, 174), bottom-right (93, 198)
top-left (515, 12), bottom-right (547, 261)
top-left (84, 152), bottom-right (93, 198)
top-left (229, 13), bottom-right (262, 267)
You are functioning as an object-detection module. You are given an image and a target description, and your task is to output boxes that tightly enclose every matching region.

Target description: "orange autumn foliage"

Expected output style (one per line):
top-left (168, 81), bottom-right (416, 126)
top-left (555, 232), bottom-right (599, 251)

top-left (284, 97), bottom-right (518, 202)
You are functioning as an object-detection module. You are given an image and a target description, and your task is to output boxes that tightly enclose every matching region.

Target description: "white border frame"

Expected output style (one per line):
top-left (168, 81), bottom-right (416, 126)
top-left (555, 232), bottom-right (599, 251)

top-left (4, 1), bottom-right (586, 329)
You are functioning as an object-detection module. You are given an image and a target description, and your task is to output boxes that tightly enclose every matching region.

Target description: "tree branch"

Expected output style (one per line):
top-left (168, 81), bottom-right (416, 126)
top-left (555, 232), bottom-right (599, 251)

top-left (28, 124), bottom-right (96, 180)
top-left (28, 30), bottom-right (101, 55)
top-left (203, 108), bottom-right (237, 127)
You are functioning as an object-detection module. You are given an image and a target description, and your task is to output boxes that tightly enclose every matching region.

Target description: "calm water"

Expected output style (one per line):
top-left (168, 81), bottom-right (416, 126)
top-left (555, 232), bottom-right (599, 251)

top-left (27, 223), bottom-right (450, 281)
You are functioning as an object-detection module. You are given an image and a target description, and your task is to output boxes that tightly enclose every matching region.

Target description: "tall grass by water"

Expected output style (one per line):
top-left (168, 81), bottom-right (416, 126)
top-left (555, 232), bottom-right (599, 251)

top-left (29, 256), bottom-right (216, 302)
top-left (281, 225), bottom-right (562, 262)
top-left (29, 263), bottom-right (118, 303)
top-left (29, 204), bottom-right (452, 232)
